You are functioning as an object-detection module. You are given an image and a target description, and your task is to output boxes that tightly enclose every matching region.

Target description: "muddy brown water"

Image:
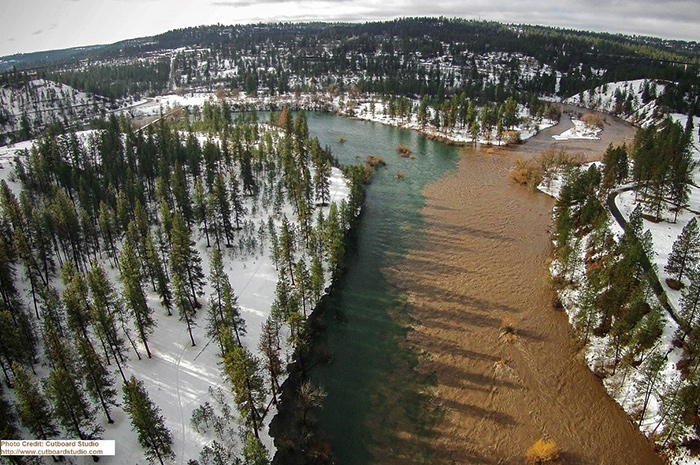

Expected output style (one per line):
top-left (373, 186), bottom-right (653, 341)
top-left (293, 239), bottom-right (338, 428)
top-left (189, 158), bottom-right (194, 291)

top-left (394, 106), bottom-right (663, 464)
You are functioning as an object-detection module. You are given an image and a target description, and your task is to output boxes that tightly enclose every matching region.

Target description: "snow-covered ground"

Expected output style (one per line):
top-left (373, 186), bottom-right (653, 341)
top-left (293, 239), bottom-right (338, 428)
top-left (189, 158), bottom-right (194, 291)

top-left (565, 79), bottom-right (665, 128)
top-left (347, 99), bottom-right (557, 145)
top-left (0, 79), bottom-right (108, 141)
top-left (0, 126), bottom-right (350, 464)
top-left (551, 116), bottom-right (601, 141)
top-left (124, 91), bottom-right (559, 147)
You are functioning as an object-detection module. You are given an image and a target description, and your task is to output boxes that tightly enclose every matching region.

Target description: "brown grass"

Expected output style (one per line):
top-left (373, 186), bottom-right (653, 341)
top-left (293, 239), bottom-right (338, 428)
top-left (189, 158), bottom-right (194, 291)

top-left (504, 130), bottom-right (521, 145)
top-left (526, 438), bottom-right (560, 464)
top-left (397, 144), bottom-right (412, 157)
top-left (582, 113), bottom-right (605, 129)
top-left (510, 148), bottom-right (584, 190)
top-left (365, 155), bottom-right (386, 167)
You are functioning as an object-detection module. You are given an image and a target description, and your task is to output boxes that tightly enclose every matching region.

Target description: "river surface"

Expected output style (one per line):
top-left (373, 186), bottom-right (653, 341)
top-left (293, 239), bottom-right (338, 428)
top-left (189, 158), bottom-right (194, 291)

top-left (303, 108), bottom-right (661, 464)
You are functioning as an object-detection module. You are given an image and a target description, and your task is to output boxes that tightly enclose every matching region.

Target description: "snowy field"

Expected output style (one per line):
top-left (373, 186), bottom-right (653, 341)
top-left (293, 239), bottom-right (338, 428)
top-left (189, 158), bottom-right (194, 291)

top-left (0, 127), bottom-right (350, 464)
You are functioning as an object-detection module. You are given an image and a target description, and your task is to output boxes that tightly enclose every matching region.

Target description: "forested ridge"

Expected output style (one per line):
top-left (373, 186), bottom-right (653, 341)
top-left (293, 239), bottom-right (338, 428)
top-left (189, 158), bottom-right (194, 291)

top-left (3, 18), bottom-right (693, 113)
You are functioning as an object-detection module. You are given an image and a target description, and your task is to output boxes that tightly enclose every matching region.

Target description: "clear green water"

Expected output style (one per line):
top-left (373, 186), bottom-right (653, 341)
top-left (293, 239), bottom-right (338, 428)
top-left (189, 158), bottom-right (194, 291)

top-left (304, 114), bottom-right (460, 464)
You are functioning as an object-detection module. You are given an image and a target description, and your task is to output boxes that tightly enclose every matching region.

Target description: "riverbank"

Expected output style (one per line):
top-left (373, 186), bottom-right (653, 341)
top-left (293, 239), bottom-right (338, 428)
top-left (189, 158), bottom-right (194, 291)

top-left (394, 116), bottom-right (663, 463)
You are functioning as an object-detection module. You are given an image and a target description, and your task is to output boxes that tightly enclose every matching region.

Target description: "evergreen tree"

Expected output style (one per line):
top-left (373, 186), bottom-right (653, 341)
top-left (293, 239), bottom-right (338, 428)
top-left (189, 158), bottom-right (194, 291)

top-left (259, 317), bottom-right (282, 406)
top-left (208, 248), bottom-right (246, 352)
top-left (314, 159), bottom-right (332, 206)
top-left (122, 376), bottom-right (175, 465)
top-left (279, 216), bottom-right (296, 286)
top-left (119, 234), bottom-right (155, 358)
top-left (87, 260), bottom-right (129, 380)
top-left (171, 161), bottom-right (194, 227)
top-left (170, 212), bottom-right (205, 310)
top-left (310, 254), bottom-right (325, 305)
top-left (678, 268), bottom-right (700, 343)
top-left (46, 364), bottom-right (103, 440)
top-left (12, 362), bottom-right (59, 440)
top-left (145, 231), bottom-right (173, 316)
top-left (665, 218), bottom-right (700, 284)
top-left (229, 171), bottom-right (246, 231)
top-left (0, 384), bottom-right (20, 442)
top-left (324, 203), bottom-right (345, 278)
top-left (212, 174), bottom-right (234, 247)
top-left (172, 267), bottom-right (198, 347)
top-left (242, 431), bottom-right (270, 465)
top-left (61, 262), bottom-right (94, 344)
top-left (223, 341), bottom-right (266, 439)
top-left (76, 335), bottom-right (117, 424)
top-left (193, 177), bottom-right (211, 248)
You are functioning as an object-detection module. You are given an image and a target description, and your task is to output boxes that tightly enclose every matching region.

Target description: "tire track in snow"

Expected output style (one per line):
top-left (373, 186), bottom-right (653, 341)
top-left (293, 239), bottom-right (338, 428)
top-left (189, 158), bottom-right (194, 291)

top-left (175, 342), bottom-right (187, 465)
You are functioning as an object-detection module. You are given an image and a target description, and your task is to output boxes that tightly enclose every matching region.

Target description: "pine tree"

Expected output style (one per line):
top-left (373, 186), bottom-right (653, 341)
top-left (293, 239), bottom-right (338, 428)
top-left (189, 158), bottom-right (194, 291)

top-left (170, 212), bottom-right (205, 310)
top-left (310, 253), bottom-right (325, 305)
top-left (12, 362), bottom-right (59, 440)
top-left (0, 383), bottom-right (20, 441)
top-left (171, 161), bottom-right (193, 227)
top-left (87, 260), bottom-right (129, 380)
top-left (119, 234), bottom-right (155, 358)
top-left (294, 258), bottom-right (311, 317)
top-left (172, 267), bottom-right (197, 347)
top-left (259, 317), bottom-right (282, 406)
top-left (229, 171), bottom-right (246, 231)
top-left (46, 364), bottom-right (103, 440)
top-left (61, 262), bottom-right (94, 344)
top-left (208, 248), bottom-right (245, 352)
top-left (223, 341), bottom-right (266, 439)
top-left (193, 177), bottom-right (211, 248)
top-left (76, 335), bottom-right (117, 424)
top-left (313, 159), bottom-right (332, 206)
top-left (212, 173), bottom-right (234, 247)
top-left (122, 376), bottom-right (175, 465)
top-left (665, 218), bottom-right (700, 284)
top-left (324, 203), bottom-right (345, 278)
top-left (98, 201), bottom-right (119, 261)
top-left (678, 268), bottom-right (700, 342)
top-left (145, 231), bottom-right (173, 316)
top-left (242, 431), bottom-right (270, 465)
top-left (279, 216), bottom-right (296, 286)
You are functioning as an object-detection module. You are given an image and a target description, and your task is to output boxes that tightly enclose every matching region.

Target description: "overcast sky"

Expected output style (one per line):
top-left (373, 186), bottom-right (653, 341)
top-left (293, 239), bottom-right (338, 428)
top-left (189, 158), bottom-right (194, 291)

top-left (1, 0), bottom-right (699, 57)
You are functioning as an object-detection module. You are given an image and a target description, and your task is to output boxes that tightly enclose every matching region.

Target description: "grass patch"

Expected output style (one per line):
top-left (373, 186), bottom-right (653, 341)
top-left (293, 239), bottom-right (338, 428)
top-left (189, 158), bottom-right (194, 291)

top-left (397, 144), bottom-right (412, 158)
top-left (526, 438), bottom-right (560, 464)
top-left (510, 148), bottom-right (584, 190)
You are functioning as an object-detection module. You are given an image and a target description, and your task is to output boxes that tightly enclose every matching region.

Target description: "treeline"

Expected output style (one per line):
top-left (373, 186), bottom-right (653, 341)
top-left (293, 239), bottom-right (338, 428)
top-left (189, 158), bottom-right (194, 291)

top-left (631, 117), bottom-right (696, 221)
top-left (551, 119), bottom-right (700, 449)
top-left (35, 18), bottom-right (699, 114)
top-left (359, 93), bottom-right (561, 143)
top-left (0, 104), bottom-right (363, 463)
top-left (46, 59), bottom-right (171, 100)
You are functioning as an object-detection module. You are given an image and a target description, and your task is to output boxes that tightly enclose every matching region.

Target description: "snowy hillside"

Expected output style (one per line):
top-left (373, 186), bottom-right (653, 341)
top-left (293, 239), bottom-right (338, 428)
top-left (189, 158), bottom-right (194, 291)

top-left (0, 79), bottom-right (109, 143)
top-left (564, 79), bottom-right (666, 127)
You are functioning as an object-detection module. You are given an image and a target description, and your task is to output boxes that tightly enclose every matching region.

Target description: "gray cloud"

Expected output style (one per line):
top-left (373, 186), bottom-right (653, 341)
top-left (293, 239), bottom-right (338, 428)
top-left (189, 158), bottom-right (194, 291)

top-left (223, 0), bottom-right (699, 41)
top-left (2, 0), bottom-right (699, 58)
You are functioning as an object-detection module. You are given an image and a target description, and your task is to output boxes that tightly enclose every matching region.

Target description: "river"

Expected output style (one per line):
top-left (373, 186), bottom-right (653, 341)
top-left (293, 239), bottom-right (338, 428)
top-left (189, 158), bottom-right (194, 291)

top-left (302, 108), bottom-right (661, 464)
